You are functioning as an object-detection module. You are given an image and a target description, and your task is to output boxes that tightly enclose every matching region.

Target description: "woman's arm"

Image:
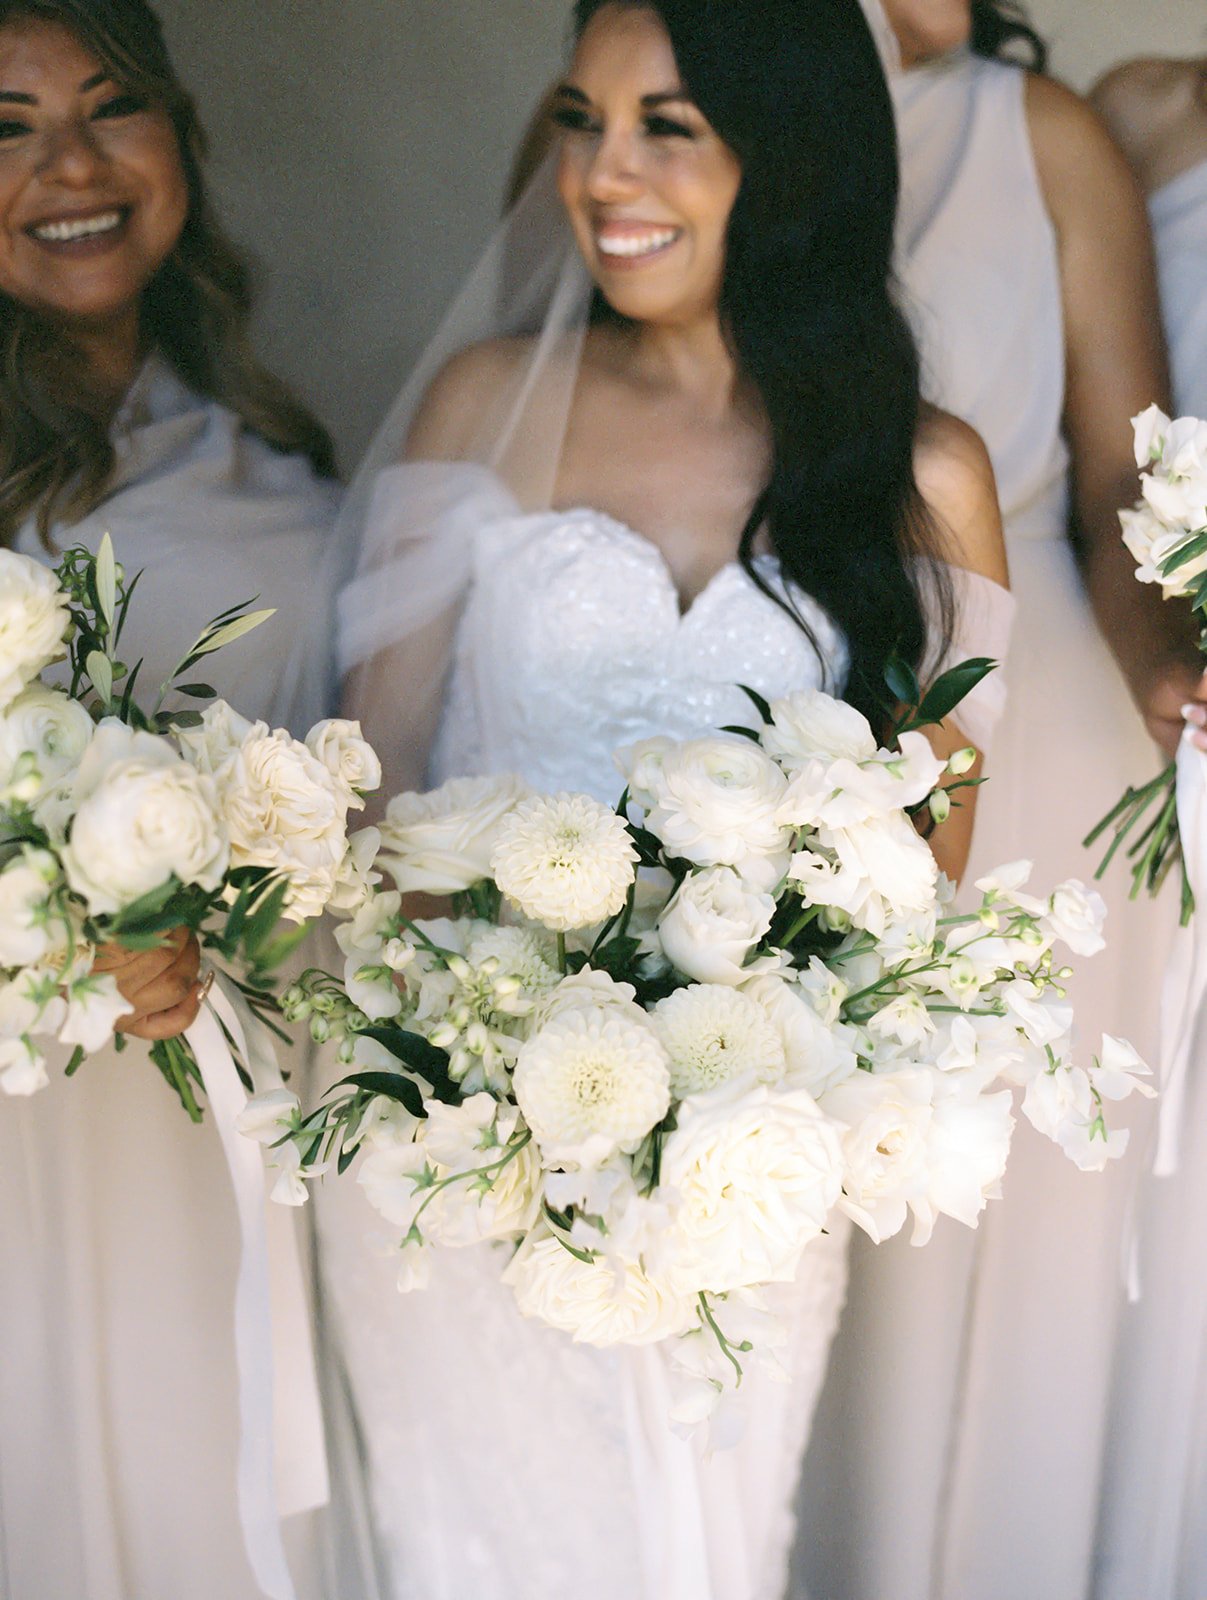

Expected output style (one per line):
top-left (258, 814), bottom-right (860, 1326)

top-left (914, 412), bottom-right (1009, 884)
top-left (1027, 73), bottom-right (1205, 758)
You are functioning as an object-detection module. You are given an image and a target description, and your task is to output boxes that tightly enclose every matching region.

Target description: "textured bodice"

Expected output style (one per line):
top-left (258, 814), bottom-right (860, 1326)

top-left (428, 492), bottom-right (846, 796)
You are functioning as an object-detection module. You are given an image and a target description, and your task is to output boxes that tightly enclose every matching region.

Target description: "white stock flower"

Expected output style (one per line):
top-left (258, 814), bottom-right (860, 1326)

top-left (304, 719), bottom-right (382, 803)
top-left (62, 721), bottom-right (229, 916)
top-left (634, 735), bottom-right (790, 891)
top-left (652, 984), bottom-right (787, 1097)
top-left (1044, 880), bottom-right (1107, 957)
top-left (514, 1007), bottom-right (670, 1168)
top-left (504, 1225), bottom-right (697, 1346)
top-left (491, 792), bottom-right (637, 932)
top-left (741, 974), bottom-right (860, 1099)
top-left (822, 1068), bottom-right (1013, 1245)
top-left (0, 1033), bottom-right (48, 1095)
top-left (0, 846), bottom-right (60, 966)
top-left (379, 773), bottom-right (530, 896)
top-left (660, 1078), bottom-right (843, 1293)
top-left (762, 690), bottom-right (877, 768)
top-left (657, 866), bottom-right (774, 985)
top-left (0, 685), bottom-right (92, 808)
top-left (0, 551), bottom-right (70, 709)
top-left (60, 971), bottom-right (132, 1052)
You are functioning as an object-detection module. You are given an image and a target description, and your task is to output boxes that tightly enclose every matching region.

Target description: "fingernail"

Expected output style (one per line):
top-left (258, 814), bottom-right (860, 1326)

top-left (1193, 730), bottom-right (1207, 753)
top-left (1182, 703), bottom-right (1207, 728)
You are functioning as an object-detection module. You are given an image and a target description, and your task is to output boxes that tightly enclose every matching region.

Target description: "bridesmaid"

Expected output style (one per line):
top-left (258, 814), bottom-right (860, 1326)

top-left (796, 6), bottom-right (1203, 1599)
top-left (0, 3), bottom-right (338, 1597)
top-left (1089, 53), bottom-right (1207, 1600)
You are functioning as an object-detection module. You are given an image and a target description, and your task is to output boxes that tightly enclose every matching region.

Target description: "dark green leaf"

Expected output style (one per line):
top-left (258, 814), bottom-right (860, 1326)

top-left (176, 683), bottom-right (218, 699)
top-left (1160, 529), bottom-right (1207, 577)
top-left (249, 922), bottom-right (312, 973)
top-left (915, 657), bottom-right (998, 727)
top-left (884, 654), bottom-right (920, 708)
top-left (334, 1070), bottom-right (427, 1119)
top-left (357, 1027), bottom-right (462, 1105)
top-left (738, 684), bottom-right (772, 724)
top-left (720, 723), bottom-right (762, 743)
top-left (241, 879), bottom-right (292, 958)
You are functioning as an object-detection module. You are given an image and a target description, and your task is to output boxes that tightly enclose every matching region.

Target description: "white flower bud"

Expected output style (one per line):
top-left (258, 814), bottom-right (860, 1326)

top-left (947, 747), bottom-right (978, 777)
top-left (929, 789), bottom-right (952, 826)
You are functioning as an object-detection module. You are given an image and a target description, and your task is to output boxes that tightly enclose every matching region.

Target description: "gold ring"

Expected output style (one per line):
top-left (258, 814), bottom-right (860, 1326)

top-left (196, 967), bottom-right (216, 1002)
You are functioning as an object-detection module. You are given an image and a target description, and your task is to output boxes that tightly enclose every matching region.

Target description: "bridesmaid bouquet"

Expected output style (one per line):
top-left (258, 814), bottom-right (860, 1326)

top-left (250, 674), bottom-right (1149, 1432)
top-left (1087, 405), bottom-right (1207, 921)
top-left (0, 536), bottom-right (381, 1116)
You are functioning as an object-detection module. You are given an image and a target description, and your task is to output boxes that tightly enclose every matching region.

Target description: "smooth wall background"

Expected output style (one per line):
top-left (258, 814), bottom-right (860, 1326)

top-left (155, 0), bottom-right (1205, 467)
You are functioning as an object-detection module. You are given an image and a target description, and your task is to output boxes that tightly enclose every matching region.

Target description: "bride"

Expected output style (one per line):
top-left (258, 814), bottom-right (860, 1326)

top-left (319, 0), bottom-right (1011, 1594)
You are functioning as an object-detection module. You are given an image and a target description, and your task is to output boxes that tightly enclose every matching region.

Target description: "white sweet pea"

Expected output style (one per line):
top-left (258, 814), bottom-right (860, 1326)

top-left (417, 1096), bottom-right (542, 1245)
top-left (660, 1078), bottom-right (844, 1293)
top-left (1132, 403), bottom-right (1170, 468)
top-left (237, 1086), bottom-right (303, 1143)
top-left (1001, 979), bottom-right (1074, 1050)
top-left (652, 984), bottom-right (787, 1096)
top-left (0, 685), bottom-right (93, 808)
top-left (0, 550), bottom-right (70, 709)
top-left (1140, 413), bottom-right (1207, 530)
top-left (1043, 880), bottom-right (1107, 957)
top-left (1022, 1063), bottom-right (1127, 1171)
top-left (514, 1007), bottom-right (671, 1169)
top-left (60, 971), bottom-right (132, 1052)
top-left (0, 1033), bottom-right (47, 1095)
top-left (491, 792), bottom-right (637, 932)
top-left (304, 719), bottom-right (382, 803)
top-left (657, 866), bottom-right (774, 985)
top-left (504, 1225), bottom-right (696, 1346)
top-left (62, 721), bottom-right (229, 915)
top-left (1093, 1035), bottom-right (1155, 1104)
top-left (635, 735), bottom-right (791, 891)
top-left (868, 991), bottom-right (935, 1050)
top-left (0, 846), bottom-right (60, 966)
top-left (327, 826), bottom-right (383, 915)
top-left (762, 689), bottom-right (878, 768)
top-left (379, 773), bottom-right (530, 896)
top-left (742, 973), bottom-right (859, 1098)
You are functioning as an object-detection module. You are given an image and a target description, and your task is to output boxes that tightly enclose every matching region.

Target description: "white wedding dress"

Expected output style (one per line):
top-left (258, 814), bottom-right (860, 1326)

top-left (319, 459), bottom-right (1011, 1600)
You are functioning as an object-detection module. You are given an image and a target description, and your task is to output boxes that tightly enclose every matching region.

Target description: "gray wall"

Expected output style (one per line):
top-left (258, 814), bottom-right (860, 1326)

top-left (155, 0), bottom-right (1205, 469)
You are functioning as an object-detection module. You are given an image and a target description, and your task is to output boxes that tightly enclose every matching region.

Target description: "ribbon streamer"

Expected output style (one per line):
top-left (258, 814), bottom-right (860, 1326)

top-left (185, 975), bottom-right (328, 1600)
top-left (1155, 734), bottom-right (1207, 1179)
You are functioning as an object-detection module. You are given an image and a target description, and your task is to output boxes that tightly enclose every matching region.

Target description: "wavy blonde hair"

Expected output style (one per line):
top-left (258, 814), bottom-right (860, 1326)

top-left (0, 0), bottom-right (336, 549)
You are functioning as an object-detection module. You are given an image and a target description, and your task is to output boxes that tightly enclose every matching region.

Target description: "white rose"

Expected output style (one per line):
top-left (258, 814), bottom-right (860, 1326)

top-left (304, 718), bottom-right (382, 803)
top-left (0, 685), bottom-right (93, 808)
top-left (762, 689), bottom-right (878, 768)
top-left (1044, 880), bottom-right (1107, 957)
top-left (660, 1078), bottom-right (844, 1293)
top-left (491, 792), bottom-right (637, 932)
top-left (657, 866), bottom-right (774, 985)
top-left (175, 699), bottom-right (253, 775)
top-left (652, 984), bottom-right (787, 1097)
top-left (0, 550), bottom-right (70, 709)
top-left (379, 773), bottom-right (530, 896)
top-left (0, 846), bottom-right (60, 966)
top-left (502, 1225), bottom-right (696, 1346)
top-left (822, 1068), bottom-right (1013, 1245)
top-left (514, 1007), bottom-right (671, 1168)
top-left (61, 721), bottom-right (229, 915)
top-left (637, 734), bottom-right (791, 891)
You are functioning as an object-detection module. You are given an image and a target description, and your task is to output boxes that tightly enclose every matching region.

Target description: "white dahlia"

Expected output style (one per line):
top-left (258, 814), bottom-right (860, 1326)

top-left (514, 1007), bottom-right (671, 1168)
top-left (491, 792), bottom-right (637, 932)
top-left (652, 984), bottom-right (787, 1098)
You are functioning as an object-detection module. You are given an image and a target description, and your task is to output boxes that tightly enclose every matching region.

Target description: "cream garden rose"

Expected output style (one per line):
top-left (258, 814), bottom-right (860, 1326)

top-left (379, 773), bottom-right (530, 896)
top-left (305, 718), bottom-right (382, 803)
top-left (0, 551), bottom-right (71, 710)
top-left (503, 1225), bottom-right (696, 1346)
top-left (656, 866), bottom-right (774, 985)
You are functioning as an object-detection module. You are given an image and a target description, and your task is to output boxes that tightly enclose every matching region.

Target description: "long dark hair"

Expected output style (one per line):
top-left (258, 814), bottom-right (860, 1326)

top-left (0, 0), bottom-right (336, 549)
top-left (571, 0), bottom-right (951, 728)
top-left (971, 1), bottom-right (1047, 72)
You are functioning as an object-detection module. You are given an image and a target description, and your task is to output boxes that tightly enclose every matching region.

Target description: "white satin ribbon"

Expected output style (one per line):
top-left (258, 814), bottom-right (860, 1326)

top-left (184, 975), bottom-right (328, 1600)
top-left (1155, 734), bottom-right (1207, 1179)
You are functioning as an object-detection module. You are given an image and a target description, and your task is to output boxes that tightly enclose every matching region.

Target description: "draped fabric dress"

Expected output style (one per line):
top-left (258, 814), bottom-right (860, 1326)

top-left (795, 50), bottom-right (1172, 1600)
top-left (0, 356), bottom-right (337, 1600)
top-left (314, 461), bottom-right (1012, 1600)
top-left (1090, 153), bottom-right (1207, 1600)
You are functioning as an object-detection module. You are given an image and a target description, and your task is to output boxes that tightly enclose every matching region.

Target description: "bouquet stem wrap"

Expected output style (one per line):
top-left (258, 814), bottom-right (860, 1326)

top-left (185, 975), bottom-right (328, 1600)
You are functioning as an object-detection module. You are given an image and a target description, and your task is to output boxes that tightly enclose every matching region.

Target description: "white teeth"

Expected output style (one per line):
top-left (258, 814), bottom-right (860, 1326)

top-left (32, 210), bottom-right (123, 243)
top-left (596, 228), bottom-right (678, 259)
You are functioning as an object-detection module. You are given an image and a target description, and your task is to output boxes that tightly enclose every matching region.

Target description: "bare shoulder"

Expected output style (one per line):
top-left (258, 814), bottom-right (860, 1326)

top-left (1024, 72), bottom-right (1148, 236)
top-left (406, 336), bottom-right (537, 458)
top-left (914, 410), bottom-right (1008, 585)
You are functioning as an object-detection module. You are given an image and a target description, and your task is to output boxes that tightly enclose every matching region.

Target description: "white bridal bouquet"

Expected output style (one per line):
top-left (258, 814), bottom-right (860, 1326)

top-left (0, 536), bottom-right (381, 1115)
top-left (250, 667), bottom-right (1150, 1430)
top-left (1087, 405), bottom-right (1207, 919)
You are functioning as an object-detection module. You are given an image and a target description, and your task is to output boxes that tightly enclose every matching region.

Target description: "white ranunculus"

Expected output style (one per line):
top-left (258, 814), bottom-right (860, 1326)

top-left (652, 984), bottom-right (787, 1097)
top-left (304, 718), bottom-right (382, 803)
top-left (637, 735), bottom-right (791, 891)
top-left (59, 971), bottom-right (132, 1051)
top-left (822, 1068), bottom-right (1014, 1246)
top-left (62, 721), bottom-right (229, 916)
top-left (1043, 880), bottom-right (1107, 957)
top-left (0, 1033), bottom-right (48, 1095)
top-left (514, 1007), bottom-right (670, 1168)
top-left (615, 736), bottom-right (675, 810)
top-left (762, 689), bottom-right (878, 768)
top-left (378, 773), bottom-right (530, 896)
top-left (0, 551), bottom-right (70, 709)
top-left (0, 846), bottom-right (60, 966)
top-left (503, 1225), bottom-right (696, 1346)
top-left (660, 1078), bottom-right (843, 1294)
top-left (209, 719), bottom-right (349, 921)
top-left (491, 792), bottom-right (637, 932)
top-left (0, 684), bottom-right (93, 808)
top-left (657, 866), bottom-right (774, 985)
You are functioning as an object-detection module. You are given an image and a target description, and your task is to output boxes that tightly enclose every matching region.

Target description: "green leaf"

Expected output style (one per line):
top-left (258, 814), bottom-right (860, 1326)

top-left (176, 683), bottom-right (217, 699)
top-left (86, 650), bottom-right (113, 705)
top-left (357, 1027), bottom-right (462, 1105)
top-left (95, 533), bottom-right (117, 628)
top-left (915, 657), bottom-right (998, 727)
top-left (738, 684), bottom-right (772, 725)
top-left (241, 878), bottom-right (292, 958)
top-left (104, 875), bottom-right (182, 934)
top-left (884, 654), bottom-right (921, 708)
top-left (163, 709), bottom-right (204, 731)
top-left (1160, 529), bottom-right (1207, 577)
top-left (249, 922), bottom-right (312, 974)
top-left (190, 608), bottom-right (277, 659)
top-left (334, 1070), bottom-right (427, 1120)
top-left (720, 723), bottom-right (762, 743)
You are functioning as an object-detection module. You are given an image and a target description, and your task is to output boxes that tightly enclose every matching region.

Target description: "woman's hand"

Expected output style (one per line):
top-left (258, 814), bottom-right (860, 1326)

top-left (92, 927), bottom-right (205, 1042)
top-left (1133, 656), bottom-right (1207, 758)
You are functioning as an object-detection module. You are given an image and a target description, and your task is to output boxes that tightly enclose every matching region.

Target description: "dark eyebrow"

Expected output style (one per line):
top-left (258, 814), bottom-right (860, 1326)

top-left (80, 72), bottom-right (110, 93)
top-left (553, 83), bottom-right (694, 109)
top-left (0, 72), bottom-right (112, 107)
